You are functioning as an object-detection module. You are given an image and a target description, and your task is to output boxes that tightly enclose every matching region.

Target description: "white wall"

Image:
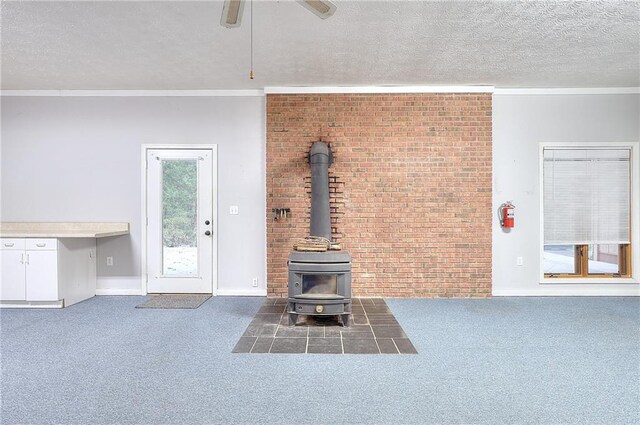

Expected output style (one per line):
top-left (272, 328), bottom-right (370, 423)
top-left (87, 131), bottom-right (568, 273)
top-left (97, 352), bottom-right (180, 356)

top-left (0, 95), bottom-right (266, 295)
top-left (493, 93), bottom-right (640, 296)
top-left (4, 92), bottom-right (639, 298)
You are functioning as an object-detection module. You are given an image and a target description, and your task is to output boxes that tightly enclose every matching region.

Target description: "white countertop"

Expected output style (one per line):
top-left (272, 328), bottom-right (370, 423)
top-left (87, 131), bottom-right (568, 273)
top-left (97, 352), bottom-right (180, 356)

top-left (0, 222), bottom-right (130, 238)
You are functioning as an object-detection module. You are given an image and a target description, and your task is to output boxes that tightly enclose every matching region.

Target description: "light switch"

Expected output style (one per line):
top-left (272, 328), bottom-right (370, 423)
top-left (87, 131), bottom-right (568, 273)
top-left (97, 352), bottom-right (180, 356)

top-left (229, 205), bottom-right (239, 215)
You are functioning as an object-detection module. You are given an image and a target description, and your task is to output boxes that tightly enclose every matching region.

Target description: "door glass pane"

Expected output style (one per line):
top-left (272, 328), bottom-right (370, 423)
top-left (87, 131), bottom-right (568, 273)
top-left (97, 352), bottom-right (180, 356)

top-left (302, 275), bottom-right (338, 295)
top-left (162, 160), bottom-right (198, 277)
top-left (587, 244), bottom-right (619, 274)
top-left (543, 245), bottom-right (577, 274)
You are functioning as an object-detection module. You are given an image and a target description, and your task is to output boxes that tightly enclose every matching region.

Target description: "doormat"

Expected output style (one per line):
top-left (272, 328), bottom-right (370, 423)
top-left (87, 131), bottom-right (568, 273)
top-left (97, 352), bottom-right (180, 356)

top-left (232, 298), bottom-right (417, 354)
top-left (135, 294), bottom-right (211, 309)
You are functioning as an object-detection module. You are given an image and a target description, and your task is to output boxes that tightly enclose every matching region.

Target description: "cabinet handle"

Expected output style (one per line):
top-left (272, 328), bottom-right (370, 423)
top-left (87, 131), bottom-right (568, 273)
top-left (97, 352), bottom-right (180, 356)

top-left (20, 253), bottom-right (24, 264)
top-left (25, 253), bottom-right (29, 265)
top-left (4, 243), bottom-right (14, 247)
top-left (36, 243), bottom-right (46, 247)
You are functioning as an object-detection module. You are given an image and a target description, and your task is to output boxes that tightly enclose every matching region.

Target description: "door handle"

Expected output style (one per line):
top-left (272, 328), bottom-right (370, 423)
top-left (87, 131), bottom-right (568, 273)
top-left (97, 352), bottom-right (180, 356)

top-left (204, 230), bottom-right (211, 236)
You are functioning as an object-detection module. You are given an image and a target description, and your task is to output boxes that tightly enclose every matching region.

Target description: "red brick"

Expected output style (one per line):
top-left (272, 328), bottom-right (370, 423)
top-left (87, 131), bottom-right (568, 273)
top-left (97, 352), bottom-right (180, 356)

top-left (266, 93), bottom-right (492, 298)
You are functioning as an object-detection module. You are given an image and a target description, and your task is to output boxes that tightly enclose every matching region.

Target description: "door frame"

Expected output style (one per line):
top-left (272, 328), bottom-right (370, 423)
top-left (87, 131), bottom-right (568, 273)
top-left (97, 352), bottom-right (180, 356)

top-left (141, 144), bottom-right (218, 295)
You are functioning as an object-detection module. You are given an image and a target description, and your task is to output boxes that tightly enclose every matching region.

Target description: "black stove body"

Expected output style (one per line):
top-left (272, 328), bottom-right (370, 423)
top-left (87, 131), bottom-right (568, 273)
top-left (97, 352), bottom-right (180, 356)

top-left (287, 141), bottom-right (352, 326)
top-left (288, 251), bottom-right (352, 326)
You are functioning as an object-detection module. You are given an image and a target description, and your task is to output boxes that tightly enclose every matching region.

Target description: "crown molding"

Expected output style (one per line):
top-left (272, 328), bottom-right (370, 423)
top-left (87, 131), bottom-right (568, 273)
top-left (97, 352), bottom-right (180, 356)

top-left (2, 87), bottom-right (637, 97)
top-left (264, 86), bottom-right (495, 94)
top-left (494, 87), bottom-right (640, 95)
top-left (0, 90), bottom-right (265, 97)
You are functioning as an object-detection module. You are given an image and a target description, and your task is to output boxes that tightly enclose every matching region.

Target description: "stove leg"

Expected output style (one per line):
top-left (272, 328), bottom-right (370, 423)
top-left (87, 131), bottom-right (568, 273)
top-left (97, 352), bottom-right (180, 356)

top-left (341, 314), bottom-right (350, 327)
top-left (288, 313), bottom-right (298, 326)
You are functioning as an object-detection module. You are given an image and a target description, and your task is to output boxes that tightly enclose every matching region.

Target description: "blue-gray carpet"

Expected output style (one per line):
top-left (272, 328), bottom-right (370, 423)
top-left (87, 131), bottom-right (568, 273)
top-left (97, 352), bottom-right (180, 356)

top-left (1, 296), bottom-right (638, 424)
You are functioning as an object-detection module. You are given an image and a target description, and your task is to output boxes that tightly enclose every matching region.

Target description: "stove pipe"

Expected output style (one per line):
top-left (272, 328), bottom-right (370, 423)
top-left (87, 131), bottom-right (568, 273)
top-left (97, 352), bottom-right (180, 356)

top-left (309, 141), bottom-right (332, 241)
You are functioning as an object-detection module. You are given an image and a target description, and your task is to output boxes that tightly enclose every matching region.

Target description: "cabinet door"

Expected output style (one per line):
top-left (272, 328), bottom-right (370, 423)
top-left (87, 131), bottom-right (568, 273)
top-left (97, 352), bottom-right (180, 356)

top-left (0, 251), bottom-right (26, 301)
top-left (25, 251), bottom-right (58, 301)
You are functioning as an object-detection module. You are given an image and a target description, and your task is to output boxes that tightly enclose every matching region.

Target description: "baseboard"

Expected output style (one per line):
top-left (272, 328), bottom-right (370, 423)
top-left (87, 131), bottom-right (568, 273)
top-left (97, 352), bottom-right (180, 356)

top-left (95, 288), bottom-right (145, 296)
top-left (0, 301), bottom-right (64, 308)
top-left (216, 288), bottom-right (267, 297)
top-left (493, 287), bottom-right (640, 296)
top-left (96, 277), bottom-right (143, 294)
top-left (95, 280), bottom-right (266, 297)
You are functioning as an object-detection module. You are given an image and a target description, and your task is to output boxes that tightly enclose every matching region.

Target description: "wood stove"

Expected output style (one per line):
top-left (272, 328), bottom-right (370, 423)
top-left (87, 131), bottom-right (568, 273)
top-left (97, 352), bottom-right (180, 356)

top-left (287, 141), bottom-right (352, 326)
top-left (288, 251), bottom-right (351, 326)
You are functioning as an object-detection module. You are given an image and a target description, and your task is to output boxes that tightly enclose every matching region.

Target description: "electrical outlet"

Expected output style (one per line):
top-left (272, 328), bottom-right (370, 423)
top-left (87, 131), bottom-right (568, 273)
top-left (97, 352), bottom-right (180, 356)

top-left (516, 256), bottom-right (523, 266)
top-left (252, 277), bottom-right (258, 287)
top-left (230, 205), bottom-right (239, 215)
top-left (106, 256), bottom-right (114, 266)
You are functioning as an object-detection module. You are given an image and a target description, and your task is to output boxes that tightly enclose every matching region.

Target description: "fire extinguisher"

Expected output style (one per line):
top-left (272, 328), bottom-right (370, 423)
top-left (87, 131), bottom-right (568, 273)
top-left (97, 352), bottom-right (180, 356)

top-left (499, 201), bottom-right (515, 228)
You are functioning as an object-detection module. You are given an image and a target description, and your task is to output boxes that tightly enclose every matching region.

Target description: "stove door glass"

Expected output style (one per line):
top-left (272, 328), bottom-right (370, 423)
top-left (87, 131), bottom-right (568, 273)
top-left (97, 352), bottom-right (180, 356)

top-left (302, 274), bottom-right (338, 295)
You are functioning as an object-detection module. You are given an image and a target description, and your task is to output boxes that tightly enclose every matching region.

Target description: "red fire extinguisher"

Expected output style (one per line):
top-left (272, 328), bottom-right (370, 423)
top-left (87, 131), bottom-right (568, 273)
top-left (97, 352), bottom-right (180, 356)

top-left (499, 201), bottom-right (515, 228)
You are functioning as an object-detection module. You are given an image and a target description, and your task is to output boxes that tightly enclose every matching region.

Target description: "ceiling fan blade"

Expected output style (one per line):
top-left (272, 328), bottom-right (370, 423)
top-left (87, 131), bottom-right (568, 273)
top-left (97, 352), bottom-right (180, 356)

top-left (221, 0), bottom-right (245, 28)
top-left (297, 0), bottom-right (336, 19)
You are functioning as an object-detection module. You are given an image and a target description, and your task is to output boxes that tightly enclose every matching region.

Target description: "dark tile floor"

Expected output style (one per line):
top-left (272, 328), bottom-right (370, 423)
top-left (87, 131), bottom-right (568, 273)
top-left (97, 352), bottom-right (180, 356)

top-left (233, 298), bottom-right (417, 354)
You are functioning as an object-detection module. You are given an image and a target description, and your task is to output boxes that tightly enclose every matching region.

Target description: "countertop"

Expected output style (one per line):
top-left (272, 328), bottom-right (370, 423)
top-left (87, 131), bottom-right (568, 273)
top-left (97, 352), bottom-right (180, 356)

top-left (0, 222), bottom-right (130, 238)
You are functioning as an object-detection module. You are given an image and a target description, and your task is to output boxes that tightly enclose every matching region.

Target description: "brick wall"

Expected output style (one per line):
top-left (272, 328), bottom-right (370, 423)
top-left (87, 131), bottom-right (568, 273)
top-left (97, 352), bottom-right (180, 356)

top-left (266, 93), bottom-right (492, 298)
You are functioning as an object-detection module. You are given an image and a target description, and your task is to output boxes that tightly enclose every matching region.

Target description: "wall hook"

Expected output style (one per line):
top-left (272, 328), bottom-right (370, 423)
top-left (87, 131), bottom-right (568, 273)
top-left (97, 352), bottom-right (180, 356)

top-left (272, 208), bottom-right (291, 220)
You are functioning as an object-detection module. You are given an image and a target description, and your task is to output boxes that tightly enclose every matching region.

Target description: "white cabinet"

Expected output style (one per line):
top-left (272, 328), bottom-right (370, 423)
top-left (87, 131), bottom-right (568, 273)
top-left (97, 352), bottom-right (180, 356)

top-left (0, 238), bottom-right (96, 307)
top-left (25, 250), bottom-right (58, 301)
top-left (1, 249), bottom-right (26, 300)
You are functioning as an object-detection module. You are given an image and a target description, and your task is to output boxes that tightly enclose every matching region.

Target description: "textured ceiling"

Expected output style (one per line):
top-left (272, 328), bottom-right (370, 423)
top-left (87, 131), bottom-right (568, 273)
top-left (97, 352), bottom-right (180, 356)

top-left (1, 1), bottom-right (638, 90)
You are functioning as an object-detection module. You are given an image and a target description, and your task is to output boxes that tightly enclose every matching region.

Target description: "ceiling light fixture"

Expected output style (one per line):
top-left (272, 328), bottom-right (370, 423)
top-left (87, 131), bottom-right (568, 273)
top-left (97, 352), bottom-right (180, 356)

top-left (249, 0), bottom-right (254, 79)
top-left (297, 0), bottom-right (336, 19)
top-left (220, 0), bottom-right (336, 79)
top-left (220, 0), bottom-right (245, 28)
top-left (220, 0), bottom-right (336, 29)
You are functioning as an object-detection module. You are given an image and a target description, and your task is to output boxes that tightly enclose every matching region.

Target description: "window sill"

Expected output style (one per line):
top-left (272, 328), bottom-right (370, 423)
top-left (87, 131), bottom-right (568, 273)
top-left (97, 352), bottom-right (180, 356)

top-left (541, 277), bottom-right (639, 285)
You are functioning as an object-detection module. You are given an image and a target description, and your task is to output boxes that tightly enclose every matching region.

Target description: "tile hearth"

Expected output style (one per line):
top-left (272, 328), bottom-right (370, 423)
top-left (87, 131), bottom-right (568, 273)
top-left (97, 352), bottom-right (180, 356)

top-left (233, 298), bottom-right (417, 355)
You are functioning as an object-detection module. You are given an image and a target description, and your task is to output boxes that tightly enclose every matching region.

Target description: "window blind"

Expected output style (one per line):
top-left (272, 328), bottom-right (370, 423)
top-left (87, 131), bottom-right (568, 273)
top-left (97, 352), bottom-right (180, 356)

top-left (543, 148), bottom-right (630, 245)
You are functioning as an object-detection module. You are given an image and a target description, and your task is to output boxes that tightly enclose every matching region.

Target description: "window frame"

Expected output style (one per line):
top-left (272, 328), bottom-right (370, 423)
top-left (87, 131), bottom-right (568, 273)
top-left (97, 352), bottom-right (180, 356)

top-left (539, 142), bottom-right (640, 284)
top-left (543, 244), bottom-right (631, 278)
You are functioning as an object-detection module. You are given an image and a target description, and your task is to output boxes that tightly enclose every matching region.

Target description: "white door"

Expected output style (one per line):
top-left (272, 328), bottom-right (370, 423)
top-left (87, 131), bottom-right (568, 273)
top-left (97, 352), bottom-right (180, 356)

top-left (146, 148), bottom-right (215, 293)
